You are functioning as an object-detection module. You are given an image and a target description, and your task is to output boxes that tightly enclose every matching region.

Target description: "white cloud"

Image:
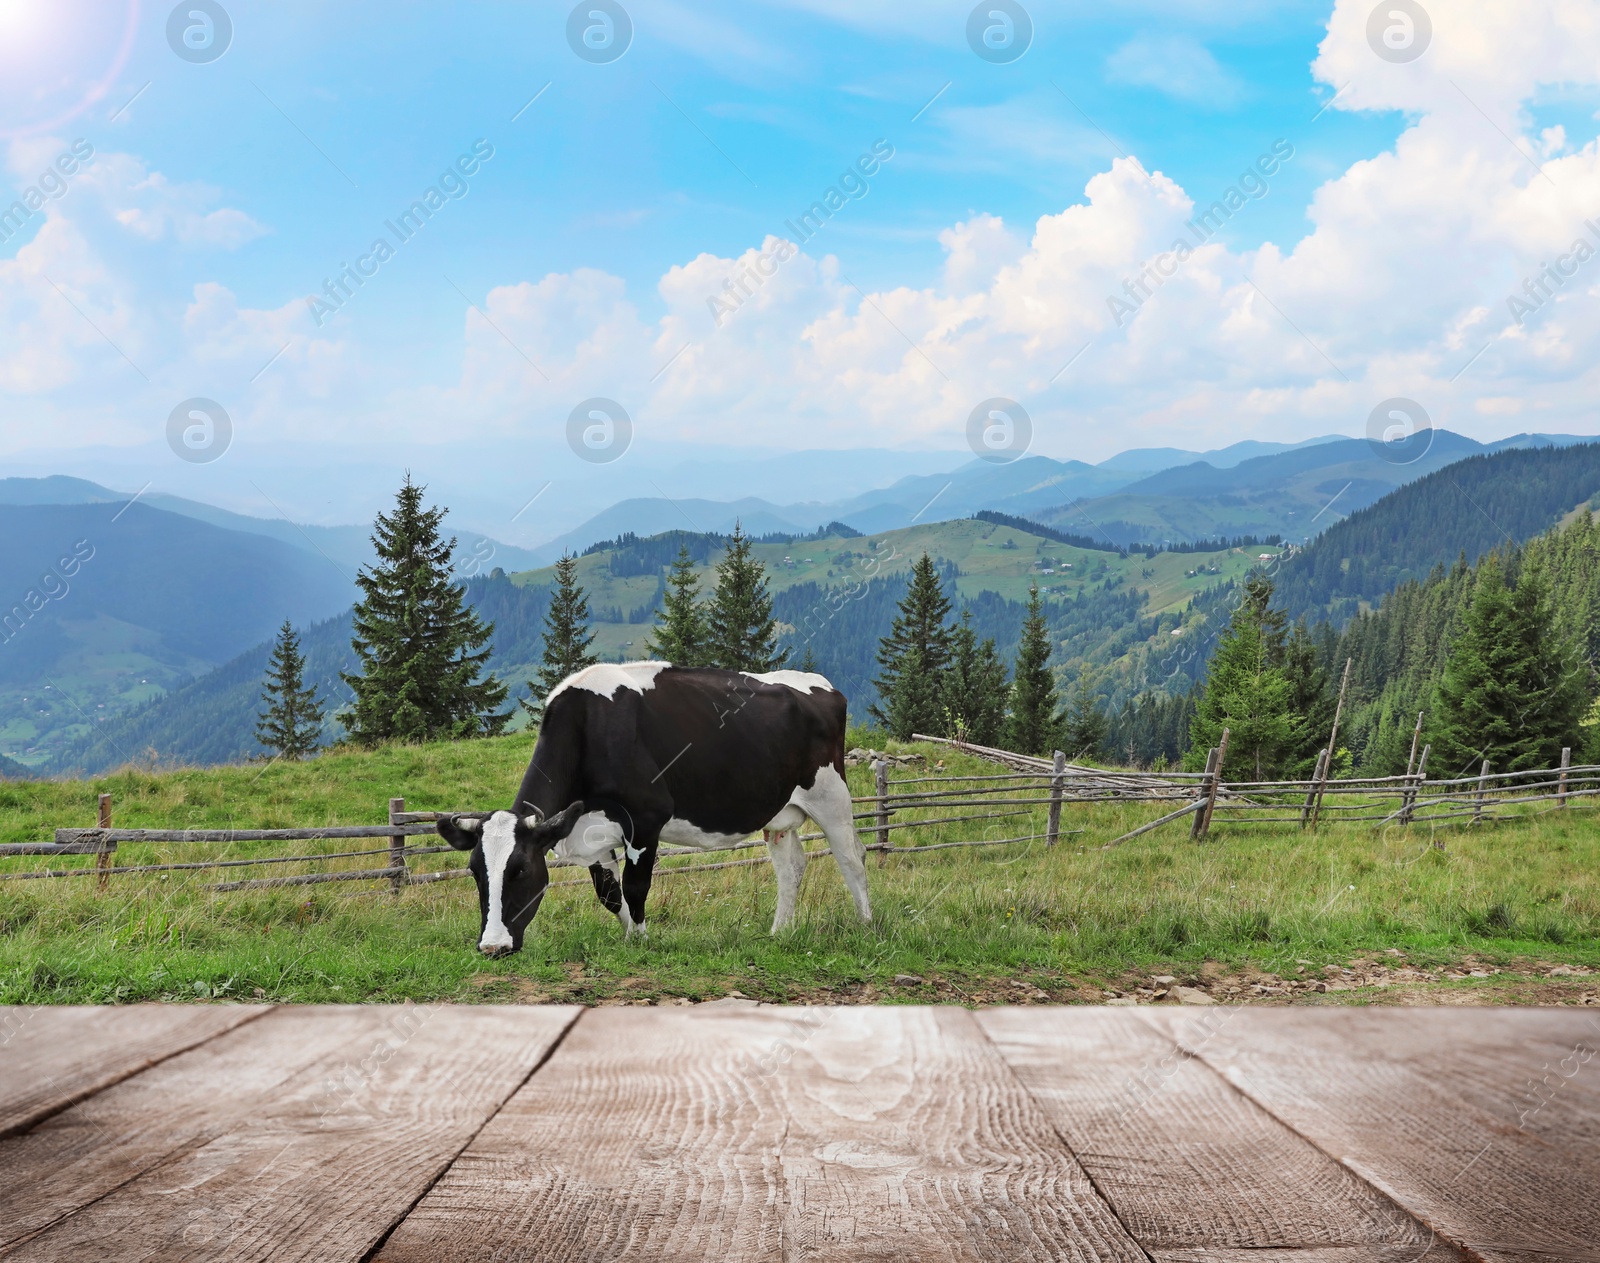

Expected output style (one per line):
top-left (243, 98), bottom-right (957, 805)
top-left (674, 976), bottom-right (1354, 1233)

top-left (446, 0), bottom-right (1600, 458)
top-left (9, 3), bottom-right (1600, 464)
top-left (1105, 34), bottom-right (1246, 107)
top-left (940, 214), bottom-right (1026, 294)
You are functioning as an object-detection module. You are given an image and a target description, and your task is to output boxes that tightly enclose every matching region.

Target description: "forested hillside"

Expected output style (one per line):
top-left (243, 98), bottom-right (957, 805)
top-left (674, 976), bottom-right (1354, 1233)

top-left (53, 572), bottom-right (556, 775)
top-left (1272, 442), bottom-right (1600, 625)
top-left (1331, 511), bottom-right (1600, 776)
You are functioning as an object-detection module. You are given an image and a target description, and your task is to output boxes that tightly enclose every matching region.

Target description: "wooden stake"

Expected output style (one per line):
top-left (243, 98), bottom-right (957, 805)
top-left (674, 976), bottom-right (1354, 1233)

top-left (1474, 759), bottom-right (1491, 824)
top-left (1403, 710), bottom-right (1423, 778)
top-left (1559, 747), bottom-right (1571, 808)
top-left (388, 797), bottom-right (408, 893)
top-left (95, 793), bottom-right (113, 892)
top-left (1309, 658), bottom-right (1352, 830)
top-left (1301, 748), bottom-right (1327, 828)
top-left (1190, 745), bottom-right (1220, 840)
top-left (1045, 750), bottom-right (1065, 846)
top-left (1197, 727), bottom-right (1229, 840)
top-left (1105, 800), bottom-right (1204, 849)
top-left (1399, 710), bottom-right (1424, 823)
top-left (1401, 743), bottom-right (1429, 825)
top-left (873, 759), bottom-right (891, 862)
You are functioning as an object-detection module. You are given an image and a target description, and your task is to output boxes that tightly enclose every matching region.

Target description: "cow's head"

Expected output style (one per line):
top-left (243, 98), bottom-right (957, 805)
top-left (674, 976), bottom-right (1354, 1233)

top-left (438, 803), bottom-right (586, 955)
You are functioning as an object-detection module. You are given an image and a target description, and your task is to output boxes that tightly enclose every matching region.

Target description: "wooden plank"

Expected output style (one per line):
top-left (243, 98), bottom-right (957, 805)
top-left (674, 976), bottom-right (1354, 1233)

top-left (3, 1005), bottom-right (579, 1263)
top-left (977, 1008), bottom-right (1456, 1261)
top-left (376, 1005), bottom-right (1149, 1263)
top-left (0, 1004), bottom-right (267, 1139)
top-left (1148, 1008), bottom-right (1600, 1263)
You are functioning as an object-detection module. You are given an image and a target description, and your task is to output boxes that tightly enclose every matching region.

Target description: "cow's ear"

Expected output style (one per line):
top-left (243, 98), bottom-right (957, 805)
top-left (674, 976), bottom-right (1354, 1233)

top-left (436, 814), bottom-right (484, 852)
top-left (521, 801), bottom-right (585, 845)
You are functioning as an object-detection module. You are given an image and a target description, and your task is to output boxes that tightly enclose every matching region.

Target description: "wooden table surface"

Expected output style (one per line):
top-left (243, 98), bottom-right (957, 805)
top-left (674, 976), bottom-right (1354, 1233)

top-left (0, 1004), bottom-right (1593, 1262)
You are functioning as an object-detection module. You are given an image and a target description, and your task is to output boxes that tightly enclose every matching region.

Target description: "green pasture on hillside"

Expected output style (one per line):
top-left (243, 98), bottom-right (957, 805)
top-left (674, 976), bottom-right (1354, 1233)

top-left (516, 521), bottom-right (1280, 662)
top-left (0, 736), bottom-right (1595, 1005)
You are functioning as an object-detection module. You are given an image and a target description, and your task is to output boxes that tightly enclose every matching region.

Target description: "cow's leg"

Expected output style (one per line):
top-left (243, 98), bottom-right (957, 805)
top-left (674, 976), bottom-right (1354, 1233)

top-left (794, 766), bottom-right (872, 924)
top-left (588, 858), bottom-right (627, 925)
top-left (619, 838), bottom-right (660, 938)
top-left (766, 826), bottom-right (809, 933)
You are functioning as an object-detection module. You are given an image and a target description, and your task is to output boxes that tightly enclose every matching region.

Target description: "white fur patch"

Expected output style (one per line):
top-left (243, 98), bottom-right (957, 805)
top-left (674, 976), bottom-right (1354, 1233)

top-left (551, 811), bottom-right (625, 866)
top-left (660, 817), bottom-right (758, 850)
top-left (545, 661), bottom-right (668, 708)
top-left (660, 802), bottom-right (805, 852)
top-left (478, 810), bottom-right (519, 952)
top-left (741, 669), bottom-right (834, 693)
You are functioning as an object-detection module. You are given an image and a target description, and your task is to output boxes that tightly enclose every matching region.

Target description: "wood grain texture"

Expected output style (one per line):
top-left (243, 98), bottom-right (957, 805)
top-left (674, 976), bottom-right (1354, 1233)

top-left (977, 1007), bottom-right (1457, 1260)
top-left (376, 1004), bottom-right (1149, 1263)
top-left (0, 1005), bottom-right (266, 1140)
top-left (2, 1005), bottom-right (579, 1263)
top-left (1147, 1008), bottom-right (1600, 1263)
top-left (0, 1007), bottom-right (415, 1250)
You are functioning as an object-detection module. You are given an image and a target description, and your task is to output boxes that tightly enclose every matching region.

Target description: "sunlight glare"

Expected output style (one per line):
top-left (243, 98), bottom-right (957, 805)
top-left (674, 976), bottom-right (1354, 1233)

top-left (0, 0), bottom-right (42, 40)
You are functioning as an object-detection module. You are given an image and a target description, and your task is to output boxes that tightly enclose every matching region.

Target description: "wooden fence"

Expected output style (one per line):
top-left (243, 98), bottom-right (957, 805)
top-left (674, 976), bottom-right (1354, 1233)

top-left (1, 739), bottom-right (1592, 893)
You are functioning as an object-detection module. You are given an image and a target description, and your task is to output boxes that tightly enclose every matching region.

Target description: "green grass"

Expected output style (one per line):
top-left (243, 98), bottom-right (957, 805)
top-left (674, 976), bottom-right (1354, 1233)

top-left (1, 736), bottom-right (1596, 1005)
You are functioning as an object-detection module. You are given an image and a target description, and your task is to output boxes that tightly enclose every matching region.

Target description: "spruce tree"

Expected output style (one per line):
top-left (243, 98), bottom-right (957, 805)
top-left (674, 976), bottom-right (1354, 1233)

top-left (886, 643), bottom-right (943, 742)
top-left (1061, 675), bottom-right (1109, 761)
top-left (256, 620), bottom-right (323, 759)
top-left (1280, 619), bottom-right (1334, 774)
top-left (1432, 554), bottom-right (1588, 773)
top-left (871, 552), bottom-right (954, 734)
top-left (646, 543), bottom-right (708, 665)
top-left (527, 553), bottom-right (600, 713)
top-left (1005, 584), bottom-right (1060, 755)
top-left (797, 641), bottom-right (821, 674)
top-left (342, 477), bottom-right (509, 745)
top-left (1185, 573), bottom-right (1304, 778)
top-left (705, 521), bottom-right (785, 671)
top-left (942, 610), bottom-right (1007, 744)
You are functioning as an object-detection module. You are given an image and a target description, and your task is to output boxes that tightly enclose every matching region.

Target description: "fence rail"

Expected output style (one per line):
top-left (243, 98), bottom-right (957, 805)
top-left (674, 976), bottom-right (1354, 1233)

top-left (3, 739), bottom-right (1591, 892)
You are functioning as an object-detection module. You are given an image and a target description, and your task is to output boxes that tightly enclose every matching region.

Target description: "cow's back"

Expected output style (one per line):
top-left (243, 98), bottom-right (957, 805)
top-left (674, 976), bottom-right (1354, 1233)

top-left (532, 663), bottom-right (846, 836)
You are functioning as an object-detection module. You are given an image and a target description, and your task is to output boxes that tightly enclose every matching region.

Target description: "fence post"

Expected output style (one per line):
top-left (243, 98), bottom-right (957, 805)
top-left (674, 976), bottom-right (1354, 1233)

top-left (1300, 749), bottom-right (1327, 828)
top-left (95, 793), bottom-right (114, 892)
top-left (1473, 760), bottom-right (1490, 824)
top-left (1309, 658), bottom-right (1352, 831)
top-left (1190, 744), bottom-right (1220, 841)
top-left (1046, 750), bottom-right (1066, 846)
top-left (1559, 747), bottom-right (1571, 808)
top-left (1197, 727), bottom-right (1229, 840)
top-left (1402, 711), bottom-right (1423, 820)
top-left (388, 797), bottom-right (408, 893)
top-left (1401, 744), bottom-right (1429, 825)
top-left (873, 759), bottom-right (890, 860)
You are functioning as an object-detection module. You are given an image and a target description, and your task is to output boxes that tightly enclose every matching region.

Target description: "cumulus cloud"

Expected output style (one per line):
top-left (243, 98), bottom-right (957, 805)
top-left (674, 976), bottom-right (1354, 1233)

top-left (7, 3), bottom-right (1600, 462)
top-left (442, 0), bottom-right (1600, 454)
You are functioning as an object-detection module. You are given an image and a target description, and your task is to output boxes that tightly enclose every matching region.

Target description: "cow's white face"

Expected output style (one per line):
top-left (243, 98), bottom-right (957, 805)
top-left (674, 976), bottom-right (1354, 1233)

top-left (437, 803), bottom-right (585, 954)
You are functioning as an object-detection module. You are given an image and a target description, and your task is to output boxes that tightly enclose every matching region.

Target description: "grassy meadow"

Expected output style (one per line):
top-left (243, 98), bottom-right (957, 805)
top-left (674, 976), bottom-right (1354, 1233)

top-left (521, 521), bottom-right (1281, 662)
top-left (1, 734), bottom-right (1596, 1006)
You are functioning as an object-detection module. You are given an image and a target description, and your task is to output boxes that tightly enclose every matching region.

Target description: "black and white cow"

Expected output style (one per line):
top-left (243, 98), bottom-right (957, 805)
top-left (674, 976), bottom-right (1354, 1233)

top-left (436, 662), bottom-right (870, 954)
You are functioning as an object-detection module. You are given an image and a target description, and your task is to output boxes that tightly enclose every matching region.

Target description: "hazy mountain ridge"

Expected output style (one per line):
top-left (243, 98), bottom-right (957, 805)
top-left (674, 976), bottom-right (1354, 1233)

top-left (0, 477), bottom-right (545, 578)
top-left (10, 431), bottom-right (1600, 776)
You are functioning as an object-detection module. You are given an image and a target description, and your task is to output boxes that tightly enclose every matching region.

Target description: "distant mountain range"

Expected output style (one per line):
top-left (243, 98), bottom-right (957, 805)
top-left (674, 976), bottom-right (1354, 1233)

top-left (1036, 430), bottom-right (1598, 547)
top-left (0, 501), bottom-right (362, 767)
top-left (0, 476), bottom-right (545, 579)
top-left (522, 435), bottom-right (1349, 562)
top-left (7, 428), bottom-right (1600, 775)
top-left (526, 430), bottom-right (1596, 561)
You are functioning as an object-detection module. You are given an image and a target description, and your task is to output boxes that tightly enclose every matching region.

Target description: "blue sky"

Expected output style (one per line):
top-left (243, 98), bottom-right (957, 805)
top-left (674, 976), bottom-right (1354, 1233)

top-left (9, 3), bottom-right (1398, 317)
top-left (2, 1), bottom-right (1598, 541)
